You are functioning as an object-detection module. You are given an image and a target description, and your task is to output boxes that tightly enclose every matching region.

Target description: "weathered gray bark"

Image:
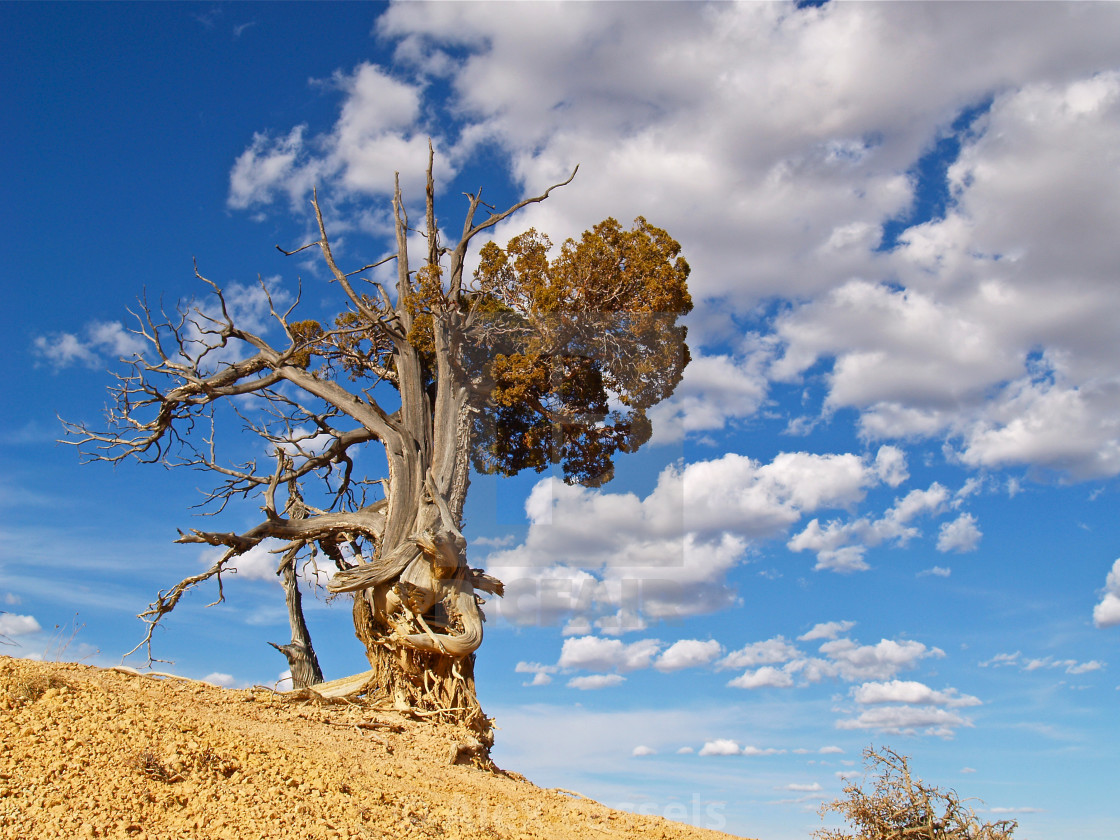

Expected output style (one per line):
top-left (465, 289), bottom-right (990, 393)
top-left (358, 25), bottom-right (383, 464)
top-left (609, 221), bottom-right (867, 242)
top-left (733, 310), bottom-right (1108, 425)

top-left (269, 557), bottom-right (324, 690)
top-left (267, 462), bottom-right (323, 689)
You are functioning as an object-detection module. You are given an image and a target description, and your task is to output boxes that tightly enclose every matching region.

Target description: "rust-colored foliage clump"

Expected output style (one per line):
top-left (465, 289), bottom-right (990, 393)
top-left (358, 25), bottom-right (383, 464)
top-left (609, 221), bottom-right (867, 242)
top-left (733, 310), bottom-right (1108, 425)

top-left (286, 319), bottom-right (324, 369)
top-left (470, 217), bottom-right (692, 486)
top-left (816, 747), bottom-right (1018, 840)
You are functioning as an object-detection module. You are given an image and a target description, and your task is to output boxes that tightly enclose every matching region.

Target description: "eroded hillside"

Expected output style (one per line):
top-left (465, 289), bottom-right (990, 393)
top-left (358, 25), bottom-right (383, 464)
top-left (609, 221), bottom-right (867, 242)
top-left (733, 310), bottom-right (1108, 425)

top-left (1, 657), bottom-right (752, 840)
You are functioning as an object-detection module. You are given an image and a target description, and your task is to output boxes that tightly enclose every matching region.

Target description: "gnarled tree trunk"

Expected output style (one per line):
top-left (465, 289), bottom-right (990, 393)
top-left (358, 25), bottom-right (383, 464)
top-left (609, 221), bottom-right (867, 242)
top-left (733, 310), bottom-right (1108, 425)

top-left (323, 159), bottom-right (502, 743)
top-left (337, 378), bottom-right (492, 738)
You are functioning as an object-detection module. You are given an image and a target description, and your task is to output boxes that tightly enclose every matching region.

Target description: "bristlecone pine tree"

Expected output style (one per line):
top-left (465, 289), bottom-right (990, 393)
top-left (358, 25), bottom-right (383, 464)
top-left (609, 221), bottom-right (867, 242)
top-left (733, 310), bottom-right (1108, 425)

top-left (66, 148), bottom-right (692, 748)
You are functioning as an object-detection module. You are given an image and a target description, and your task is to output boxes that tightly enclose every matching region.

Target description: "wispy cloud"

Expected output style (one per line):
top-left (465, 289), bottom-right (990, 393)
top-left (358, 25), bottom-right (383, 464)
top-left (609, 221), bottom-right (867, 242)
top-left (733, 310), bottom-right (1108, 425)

top-left (33, 321), bottom-right (145, 370)
top-left (788, 483), bottom-right (954, 572)
top-left (835, 705), bottom-right (974, 739)
top-left (567, 674), bottom-right (625, 691)
top-left (799, 621), bottom-right (856, 642)
top-left (979, 651), bottom-right (1106, 674)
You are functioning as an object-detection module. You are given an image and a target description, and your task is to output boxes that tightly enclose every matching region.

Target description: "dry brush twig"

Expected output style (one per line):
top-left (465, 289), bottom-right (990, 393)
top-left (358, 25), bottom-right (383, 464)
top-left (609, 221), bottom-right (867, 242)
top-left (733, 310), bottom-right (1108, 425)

top-left (816, 747), bottom-right (1018, 840)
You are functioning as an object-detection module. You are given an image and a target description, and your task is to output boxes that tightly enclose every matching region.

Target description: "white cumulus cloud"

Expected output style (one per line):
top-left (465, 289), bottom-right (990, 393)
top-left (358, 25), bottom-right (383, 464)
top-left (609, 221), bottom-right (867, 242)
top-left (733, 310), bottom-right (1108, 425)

top-left (515, 661), bottom-right (558, 687)
top-left (811, 638), bottom-right (945, 683)
top-left (788, 483), bottom-right (952, 572)
top-left (486, 449), bottom-right (892, 627)
top-left (718, 636), bottom-right (801, 670)
top-left (655, 639), bottom-right (723, 672)
top-left (1093, 559), bottom-right (1120, 628)
top-left (648, 347), bottom-right (772, 443)
top-left (228, 64), bottom-right (447, 212)
top-left (0, 612), bottom-right (41, 637)
top-left (557, 636), bottom-right (662, 673)
top-left (727, 665), bottom-right (795, 690)
top-left (937, 513), bottom-right (983, 553)
top-left (852, 680), bottom-right (981, 708)
top-left (698, 739), bottom-right (742, 757)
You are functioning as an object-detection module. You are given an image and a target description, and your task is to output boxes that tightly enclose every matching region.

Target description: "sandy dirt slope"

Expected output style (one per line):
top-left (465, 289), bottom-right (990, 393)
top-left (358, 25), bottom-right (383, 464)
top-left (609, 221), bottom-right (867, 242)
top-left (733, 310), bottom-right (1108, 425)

top-left (1, 657), bottom-right (754, 840)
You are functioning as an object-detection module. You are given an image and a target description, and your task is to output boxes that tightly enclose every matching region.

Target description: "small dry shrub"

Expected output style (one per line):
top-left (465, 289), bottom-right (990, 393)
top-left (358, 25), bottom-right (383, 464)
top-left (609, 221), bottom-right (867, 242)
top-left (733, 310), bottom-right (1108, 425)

top-left (131, 751), bottom-right (181, 784)
top-left (12, 673), bottom-right (72, 703)
top-left (194, 746), bottom-right (239, 779)
top-left (816, 747), bottom-right (1017, 840)
top-left (130, 745), bottom-right (237, 784)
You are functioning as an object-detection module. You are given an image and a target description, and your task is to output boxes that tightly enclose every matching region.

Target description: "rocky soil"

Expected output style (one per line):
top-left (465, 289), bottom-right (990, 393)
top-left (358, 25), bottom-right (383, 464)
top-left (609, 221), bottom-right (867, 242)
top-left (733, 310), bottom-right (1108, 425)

top-left (1, 657), bottom-right (752, 840)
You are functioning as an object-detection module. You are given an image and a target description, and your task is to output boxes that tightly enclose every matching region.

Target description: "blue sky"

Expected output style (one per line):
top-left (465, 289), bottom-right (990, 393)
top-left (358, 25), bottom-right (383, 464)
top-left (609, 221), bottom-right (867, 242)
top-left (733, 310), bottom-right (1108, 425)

top-left (3, 3), bottom-right (1119, 838)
